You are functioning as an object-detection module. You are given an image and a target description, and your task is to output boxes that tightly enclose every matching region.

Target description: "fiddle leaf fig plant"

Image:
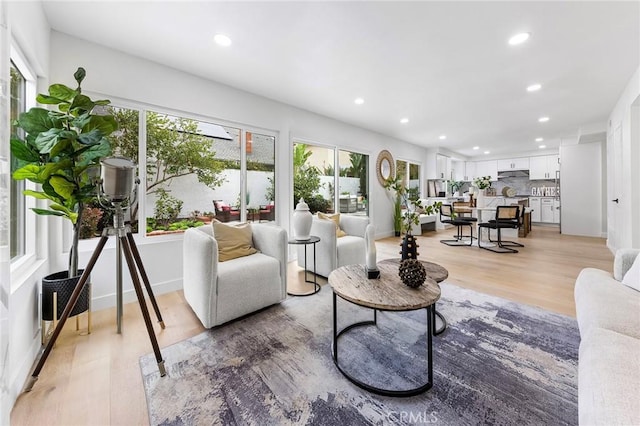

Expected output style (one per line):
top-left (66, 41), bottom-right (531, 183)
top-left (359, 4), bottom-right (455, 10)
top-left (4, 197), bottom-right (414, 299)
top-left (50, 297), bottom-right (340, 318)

top-left (10, 67), bottom-right (117, 277)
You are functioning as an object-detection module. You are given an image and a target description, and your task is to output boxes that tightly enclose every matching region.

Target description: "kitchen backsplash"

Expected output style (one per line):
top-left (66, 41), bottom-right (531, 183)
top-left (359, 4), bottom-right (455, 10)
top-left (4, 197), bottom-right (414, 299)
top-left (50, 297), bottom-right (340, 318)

top-left (458, 177), bottom-right (557, 196)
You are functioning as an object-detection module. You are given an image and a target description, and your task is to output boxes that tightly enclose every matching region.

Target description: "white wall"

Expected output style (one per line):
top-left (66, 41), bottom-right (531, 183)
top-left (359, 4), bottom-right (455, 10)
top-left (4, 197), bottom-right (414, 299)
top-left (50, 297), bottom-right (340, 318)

top-left (607, 66), bottom-right (640, 251)
top-left (560, 141), bottom-right (603, 237)
top-left (5, 0), bottom-right (52, 413)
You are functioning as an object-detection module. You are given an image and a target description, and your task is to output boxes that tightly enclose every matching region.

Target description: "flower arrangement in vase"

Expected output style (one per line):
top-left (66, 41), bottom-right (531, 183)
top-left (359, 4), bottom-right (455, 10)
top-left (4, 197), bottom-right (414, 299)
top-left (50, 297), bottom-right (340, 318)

top-left (472, 175), bottom-right (492, 208)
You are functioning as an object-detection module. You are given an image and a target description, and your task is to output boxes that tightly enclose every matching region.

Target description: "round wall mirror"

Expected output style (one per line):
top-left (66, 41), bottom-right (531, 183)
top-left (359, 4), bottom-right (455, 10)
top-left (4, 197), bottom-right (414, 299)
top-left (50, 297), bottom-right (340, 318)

top-left (376, 150), bottom-right (395, 186)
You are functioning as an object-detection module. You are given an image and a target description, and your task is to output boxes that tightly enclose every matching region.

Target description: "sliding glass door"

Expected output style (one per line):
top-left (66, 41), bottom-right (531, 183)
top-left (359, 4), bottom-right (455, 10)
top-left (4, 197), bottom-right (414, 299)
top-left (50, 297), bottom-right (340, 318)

top-left (293, 142), bottom-right (368, 215)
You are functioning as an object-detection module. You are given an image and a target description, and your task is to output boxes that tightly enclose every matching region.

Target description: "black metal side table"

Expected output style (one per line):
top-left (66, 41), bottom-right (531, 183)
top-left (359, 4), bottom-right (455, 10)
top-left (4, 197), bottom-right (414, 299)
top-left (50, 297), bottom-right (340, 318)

top-left (287, 235), bottom-right (321, 296)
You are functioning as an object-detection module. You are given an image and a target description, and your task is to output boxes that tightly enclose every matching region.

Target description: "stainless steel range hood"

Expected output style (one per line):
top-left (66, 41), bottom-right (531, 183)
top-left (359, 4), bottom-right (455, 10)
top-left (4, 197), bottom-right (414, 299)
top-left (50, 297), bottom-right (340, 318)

top-left (497, 169), bottom-right (530, 178)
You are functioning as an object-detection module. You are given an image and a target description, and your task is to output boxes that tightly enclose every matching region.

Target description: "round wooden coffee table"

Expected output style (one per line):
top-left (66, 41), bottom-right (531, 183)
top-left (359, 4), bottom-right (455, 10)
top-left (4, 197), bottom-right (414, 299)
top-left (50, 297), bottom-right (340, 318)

top-left (379, 259), bottom-right (449, 335)
top-left (329, 260), bottom-right (442, 397)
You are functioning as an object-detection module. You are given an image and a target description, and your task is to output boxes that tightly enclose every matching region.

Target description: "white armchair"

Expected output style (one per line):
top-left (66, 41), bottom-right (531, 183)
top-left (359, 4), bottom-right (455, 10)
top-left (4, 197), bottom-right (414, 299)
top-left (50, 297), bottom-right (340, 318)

top-left (183, 224), bottom-right (287, 328)
top-left (297, 215), bottom-right (371, 278)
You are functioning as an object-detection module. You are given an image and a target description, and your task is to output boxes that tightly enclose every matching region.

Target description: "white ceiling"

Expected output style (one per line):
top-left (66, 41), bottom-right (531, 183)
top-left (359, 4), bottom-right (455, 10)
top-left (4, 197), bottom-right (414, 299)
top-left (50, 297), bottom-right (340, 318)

top-left (41, 1), bottom-right (639, 158)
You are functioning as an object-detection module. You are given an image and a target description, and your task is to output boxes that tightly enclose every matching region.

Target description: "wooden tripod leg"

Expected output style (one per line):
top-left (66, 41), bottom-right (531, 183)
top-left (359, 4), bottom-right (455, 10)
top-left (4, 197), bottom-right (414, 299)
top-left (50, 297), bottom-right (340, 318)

top-left (24, 235), bottom-right (109, 392)
top-left (119, 236), bottom-right (166, 377)
top-left (126, 232), bottom-right (165, 329)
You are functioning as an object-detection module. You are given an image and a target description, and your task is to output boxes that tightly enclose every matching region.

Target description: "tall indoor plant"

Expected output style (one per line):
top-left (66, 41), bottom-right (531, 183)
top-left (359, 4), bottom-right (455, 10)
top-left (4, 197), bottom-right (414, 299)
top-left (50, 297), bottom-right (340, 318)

top-left (10, 67), bottom-right (117, 278)
top-left (384, 176), bottom-right (441, 238)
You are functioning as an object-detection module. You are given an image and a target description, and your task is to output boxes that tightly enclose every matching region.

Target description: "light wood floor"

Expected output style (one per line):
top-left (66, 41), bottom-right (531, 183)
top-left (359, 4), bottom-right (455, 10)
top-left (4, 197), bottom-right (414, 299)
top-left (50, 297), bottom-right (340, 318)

top-left (11, 225), bottom-right (612, 425)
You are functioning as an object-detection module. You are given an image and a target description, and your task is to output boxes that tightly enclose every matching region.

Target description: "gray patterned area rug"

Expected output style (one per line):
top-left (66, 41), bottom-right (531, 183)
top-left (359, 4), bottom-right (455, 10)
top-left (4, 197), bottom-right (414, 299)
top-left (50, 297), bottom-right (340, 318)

top-left (140, 282), bottom-right (579, 425)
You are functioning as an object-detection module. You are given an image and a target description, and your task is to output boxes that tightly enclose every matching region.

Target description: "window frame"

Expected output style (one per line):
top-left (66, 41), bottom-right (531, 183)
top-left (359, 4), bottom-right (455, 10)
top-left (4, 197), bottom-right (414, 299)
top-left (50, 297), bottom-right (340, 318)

top-left (9, 43), bottom-right (38, 279)
top-left (292, 137), bottom-right (371, 216)
top-left (72, 94), bottom-right (279, 248)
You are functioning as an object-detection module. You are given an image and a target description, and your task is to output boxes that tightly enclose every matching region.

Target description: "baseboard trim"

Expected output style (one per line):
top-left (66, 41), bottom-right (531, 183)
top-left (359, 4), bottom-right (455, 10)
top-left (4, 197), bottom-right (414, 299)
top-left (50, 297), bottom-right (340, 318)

top-left (91, 279), bottom-right (183, 312)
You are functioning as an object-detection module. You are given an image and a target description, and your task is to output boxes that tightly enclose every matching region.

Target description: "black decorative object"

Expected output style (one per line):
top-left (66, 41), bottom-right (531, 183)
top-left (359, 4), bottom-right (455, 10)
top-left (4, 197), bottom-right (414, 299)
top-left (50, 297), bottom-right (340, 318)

top-left (399, 234), bottom-right (419, 260)
top-left (398, 259), bottom-right (427, 288)
top-left (42, 270), bottom-right (90, 321)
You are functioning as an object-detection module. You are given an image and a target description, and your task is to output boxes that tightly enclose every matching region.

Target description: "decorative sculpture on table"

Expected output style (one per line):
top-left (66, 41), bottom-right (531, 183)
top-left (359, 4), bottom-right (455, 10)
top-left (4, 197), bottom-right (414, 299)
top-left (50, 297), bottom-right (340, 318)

top-left (364, 224), bottom-right (380, 279)
top-left (398, 259), bottom-right (427, 288)
top-left (293, 198), bottom-right (312, 240)
top-left (400, 234), bottom-right (419, 260)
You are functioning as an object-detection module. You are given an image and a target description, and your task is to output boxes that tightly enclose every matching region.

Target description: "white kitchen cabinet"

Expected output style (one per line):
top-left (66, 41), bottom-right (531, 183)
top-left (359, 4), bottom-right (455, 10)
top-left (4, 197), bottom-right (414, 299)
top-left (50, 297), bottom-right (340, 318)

top-left (529, 197), bottom-right (541, 222)
top-left (473, 160), bottom-right (498, 181)
top-left (497, 157), bottom-right (529, 171)
top-left (451, 160), bottom-right (465, 181)
top-left (540, 198), bottom-right (554, 222)
top-left (464, 161), bottom-right (475, 181)
top-left (530, 155), bottom-right (559, 180)
top-left (539, 197), bottom-right (560, 223)
top-left (436, 154), bottom-right (451, 180)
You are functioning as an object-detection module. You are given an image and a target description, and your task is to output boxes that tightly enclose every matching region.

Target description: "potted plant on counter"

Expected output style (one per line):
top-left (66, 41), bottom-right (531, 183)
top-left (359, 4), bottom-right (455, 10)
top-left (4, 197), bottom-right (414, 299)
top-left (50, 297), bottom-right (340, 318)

top-left (10, 67), bottom-right (117, 336)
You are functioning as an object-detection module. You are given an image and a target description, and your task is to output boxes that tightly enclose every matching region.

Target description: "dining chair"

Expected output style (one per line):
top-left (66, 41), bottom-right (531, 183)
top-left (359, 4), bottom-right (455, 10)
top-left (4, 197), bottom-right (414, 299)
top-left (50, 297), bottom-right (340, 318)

top-left (439, 204), bottom-right (476, 246)
top-left (478, 205), bottom-right (522, 253)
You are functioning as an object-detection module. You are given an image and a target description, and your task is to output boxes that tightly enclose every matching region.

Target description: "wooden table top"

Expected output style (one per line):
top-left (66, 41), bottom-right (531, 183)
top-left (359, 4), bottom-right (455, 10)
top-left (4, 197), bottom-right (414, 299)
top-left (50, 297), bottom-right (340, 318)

top-left (329, 260), bottom-right (442, 311)
top-left (378, 258), bottom-right (449, 283)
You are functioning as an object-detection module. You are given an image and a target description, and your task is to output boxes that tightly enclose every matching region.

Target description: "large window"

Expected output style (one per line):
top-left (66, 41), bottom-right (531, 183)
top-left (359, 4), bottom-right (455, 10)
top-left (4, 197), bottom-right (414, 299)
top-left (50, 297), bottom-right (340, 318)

top-left (139, 111), bottom-right (275, 234)
top-left (338, 150), bottom-right (368, 215)
top-left (293, 142), bottom-right (368, 215)
top-left (75, 103), bottom-right (276, 239)
top-left (396, 159), bottom-right (421, 199)
top-left (9, 61), bottom-right (25, 259)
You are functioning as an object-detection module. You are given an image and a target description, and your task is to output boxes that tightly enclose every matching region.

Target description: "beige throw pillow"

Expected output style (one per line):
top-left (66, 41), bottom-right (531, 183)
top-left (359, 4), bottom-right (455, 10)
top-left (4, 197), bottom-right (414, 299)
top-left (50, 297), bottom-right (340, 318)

top-left (318, 212), bottom-right (346, 238)
top-left (212, 222), bottom-right (258, 262)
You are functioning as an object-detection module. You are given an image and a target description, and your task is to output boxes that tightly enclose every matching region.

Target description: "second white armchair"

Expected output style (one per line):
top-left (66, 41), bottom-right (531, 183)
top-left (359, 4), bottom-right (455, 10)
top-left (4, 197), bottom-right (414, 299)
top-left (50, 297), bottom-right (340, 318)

top-left (297, 215), bottom-right (372, 278)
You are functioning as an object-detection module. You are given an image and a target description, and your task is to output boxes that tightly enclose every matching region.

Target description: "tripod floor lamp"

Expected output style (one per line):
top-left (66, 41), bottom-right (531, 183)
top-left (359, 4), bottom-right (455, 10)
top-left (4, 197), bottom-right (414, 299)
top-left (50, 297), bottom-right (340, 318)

top-left (25, 157), bottom-right (167, 392)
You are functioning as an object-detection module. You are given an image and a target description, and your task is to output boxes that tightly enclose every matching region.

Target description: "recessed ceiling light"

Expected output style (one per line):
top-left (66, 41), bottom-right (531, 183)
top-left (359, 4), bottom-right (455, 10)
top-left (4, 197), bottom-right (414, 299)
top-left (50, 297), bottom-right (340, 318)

top-left (354, 97), bottom-right (364, 105)
top-left (538, 116), bottom-right (550, 123)
top-left (400, 118), bottom-right (409, 124)
top-left (484, 151), bottom-right (490, 155)
top-left (535, 137), bottom-right (544, 142)
top-left (473, 146), bottom-right (480, 150)
top-left (527, 83), bottom-right (542, 92)
top-left (439, 135), bottom-right (447, 140)
top-left (214, 34), bottom-right (232, 47)
top-left (539, 145), bottom-right (547, 149)
top-left (508, 32), bottom-right (530, 46)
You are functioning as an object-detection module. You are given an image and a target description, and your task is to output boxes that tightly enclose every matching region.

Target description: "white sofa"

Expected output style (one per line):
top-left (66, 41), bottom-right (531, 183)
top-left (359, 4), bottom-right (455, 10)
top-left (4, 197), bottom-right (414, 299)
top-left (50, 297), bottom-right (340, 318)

top-left (183, 224), bottom-right (287, 328)
top-left (574, 248), bottom-right (640, 425)
top-left (297, 215), bottom-right (370, 278)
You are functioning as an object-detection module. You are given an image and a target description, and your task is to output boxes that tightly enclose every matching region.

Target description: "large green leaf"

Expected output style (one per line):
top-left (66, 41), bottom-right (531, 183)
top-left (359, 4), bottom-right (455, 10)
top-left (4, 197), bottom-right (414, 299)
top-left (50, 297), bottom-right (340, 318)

top-left (49, 138), bottom-right (72, 158)
top-left (77, 128), bottom-right (104, 145)
top-left (49, 203), bottom-right (73, 215)
top-left (31, 208), bottom-right (66, 217)
top-left (77, 139), bottom-right (111, 166)
top-left (23, 189), bottom-right (56, 201)
top-left (74, 67), bottom-right (86, 86)
top-left (37, 160), bottom-right (72, 181)
top-left (71, 112), bottom-right (91, 130)
top-left (16, 108), bottom-right (57, 135)
top-left (49, 175), bottom-right (76, 200)
top-left (13, 164), bottom-right (42, 181)
top-left (34, 128), bottom-right (63, 153)
top-left (70, 94), bottom-right (94, 113)
top-left (10, 138), bottom-right (41, 162)
top-left (48, 84), bottom-right (77, 102)
top-left (42, 180), bottom-right (64, 203)
top-left (83, 115), bottom-right (118, 135)
top-left (35, 94), bottom-right (66, 105)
